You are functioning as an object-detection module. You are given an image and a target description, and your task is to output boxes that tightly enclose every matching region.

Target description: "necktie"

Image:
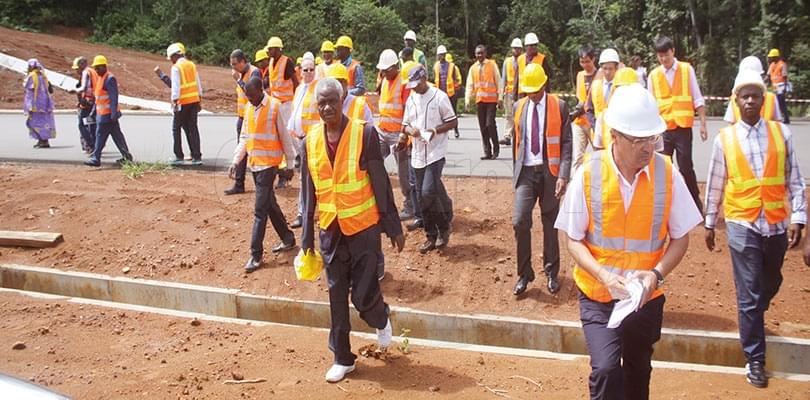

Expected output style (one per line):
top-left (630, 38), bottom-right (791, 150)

top-left (513, 58), bottom-right (519, 96)
top-left (531, 103), bottom-right (540, 155)
top-left (605, 81), bottom-right (612, 102)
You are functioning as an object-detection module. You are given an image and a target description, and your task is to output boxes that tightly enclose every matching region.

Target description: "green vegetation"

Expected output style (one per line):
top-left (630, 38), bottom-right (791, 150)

top-left (120, 160), bottom-right (173, 180)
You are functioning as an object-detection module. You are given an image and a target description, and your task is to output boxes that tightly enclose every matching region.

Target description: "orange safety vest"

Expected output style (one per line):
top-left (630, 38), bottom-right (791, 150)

top-left (378, 75), bottom-right (405, 132)
top-left (296, 80), bottom-right (320, 136)
top-left (574, 70), bottom-right (592, 127)
top-left (513, 94), bottom-right (563, 176)
top-left (504, 55), bottom-right (517, 94)
top-left (270, 55), bottom-right (294, 102)
top-left (650, 62), bottom-right (695, 130)
top-left (245, 96), bottom-right (284, 168)
top-left (346, 95), bottom-right (368, 121)
top-left (729, 92), bottom-right (777, 123)
top-left (575, 150), bottom-right (673, 303)
top-left (94, 72), bottom-right (120, 116)
top-left (306, 118), bottom-right (380, 235)
top-left (517, 53), bottom-right (545, 95)
top-left (720, 121), bottom-right (787, 224)
top-left (347, 59), bottom-right (361, 89)
top-left (176, 58), bottom-right (201, 105)
top-left (433, 61), bottom-right (458, 97)
top-left (83, 67), bottom-right (99, 102)
top-left (472, 59), bottom-right (499, 104)
top-left (589, 78), bottom-right (611, 117)
top-left (236, 65), bottom-right (260, 118)
top-left (768, 60), bottom-right (786, 86)
top-left (594, 113), bottom-right (612, 149)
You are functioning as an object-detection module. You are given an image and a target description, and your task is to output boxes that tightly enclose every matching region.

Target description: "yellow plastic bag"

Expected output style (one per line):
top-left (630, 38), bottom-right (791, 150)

top-left (294, 248), bottom-right (323, 281)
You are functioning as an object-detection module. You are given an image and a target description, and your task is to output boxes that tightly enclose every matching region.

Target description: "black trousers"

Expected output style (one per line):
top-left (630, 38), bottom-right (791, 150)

top-left (90, 120), bottom-right (132, 163)
top-left (776, 92), bottom-right (790, 124)
top-left (450, 94), bottom-right (460, 135)
top-left (326, 227), bottom-right (389, 366)
top-left (476, 102), bottom-right (499, 156)
top-left (512, 167), bottom-right (560, 281)
top-left (579, 291), bottom-right (665, 400)
top-left (234, 117), bottom-right (248, 189)
top-left (414, 158), bottom-right (451, 241)
top-left (172, 102), bottom-right (202, 160)
top-left (661, 127), bottom-right (702, 213)
top-left (77, 106), bottom-right (95, 151)
top-left (250, 167), bottom-right (294, 260)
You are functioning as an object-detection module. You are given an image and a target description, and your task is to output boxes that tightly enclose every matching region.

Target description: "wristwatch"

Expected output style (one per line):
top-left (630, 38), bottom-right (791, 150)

top-left (651, 269), bottom-right (664, 288)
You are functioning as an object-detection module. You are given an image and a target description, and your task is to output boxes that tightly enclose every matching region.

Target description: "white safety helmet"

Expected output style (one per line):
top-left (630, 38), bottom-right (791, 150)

top-left (738, 56), bottom-right (764, 75)
top-left (376, 49), bottom-right (399, 70)
top-left (436, 45), bottom-right (447, 55)
top-left (733, 69), bottom-right (766, 95)
top-left (604, 84), bottom-right (667, 137)
top-left (302, 51), bottom-right (315, 61)
top-left (524, 32), bottom-right (539, 46)
top-left (166, 43), bottom-right (184, 60)
top-left (404, 30), bottom-right (417, 41)
top-left (599, 48), bottom-right (620, 65)
top-left (510, 38), bottom-right (523, 48)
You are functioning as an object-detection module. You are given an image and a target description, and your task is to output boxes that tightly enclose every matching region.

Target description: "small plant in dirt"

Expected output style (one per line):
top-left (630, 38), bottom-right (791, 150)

top-left (121, 161), bottom-right (172, 180)
top-left (399, 328), bottom-right (411, 354)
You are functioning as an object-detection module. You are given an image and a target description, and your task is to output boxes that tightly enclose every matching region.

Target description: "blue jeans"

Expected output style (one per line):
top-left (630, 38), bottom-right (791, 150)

top-left (414, 158), bottom-right (451, 241)
top-left (78, 107), bottom-right (95, 151)
top-left (91, 120), bottom-right (131, 163)
top-left (726, 222), bottom-right (787, 363)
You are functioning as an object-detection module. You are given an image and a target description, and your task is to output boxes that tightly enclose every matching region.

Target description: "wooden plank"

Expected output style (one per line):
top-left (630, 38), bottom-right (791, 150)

top-left (0, 231), bottom-right (63, 248)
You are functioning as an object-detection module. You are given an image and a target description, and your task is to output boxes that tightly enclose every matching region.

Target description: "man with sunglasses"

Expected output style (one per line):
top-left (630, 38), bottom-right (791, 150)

top-left (287, 57), bottom-right (319, 228)
top-left (555, 84), bottom-right (702, 399)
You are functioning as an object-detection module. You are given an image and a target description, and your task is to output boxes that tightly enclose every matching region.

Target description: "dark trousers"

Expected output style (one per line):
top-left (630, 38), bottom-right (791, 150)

top-left (579, 291), bottom-right (665, 400)
top-left (78, 107), bottom-right (95, 151)
top-left (414, 158), bottom-right (451, 241)
top-left (250, 167), bottom-right (294, 260)
top-left (172, 102), bottom-right (202, 160)
top-left (512, 167), bottom-right (560, 281)
top-left (450, 94), bottom-right (460, 136)
top-left (476, 102), bottom-right (499, 156)
top-left (726, 223), bottom-right (787, 363)
top-left (234, 117), bottom-right (248, 189)
top-left (776, 92), bottom-right (790, 124)
top-left (408, 157), bottom-right (423, 220)
top-left (91, 120), bottom-right (132, 163)
top-left (661, 127), bottom-right (702, 213)
top-left (326, 228), bottom-right (389, 366)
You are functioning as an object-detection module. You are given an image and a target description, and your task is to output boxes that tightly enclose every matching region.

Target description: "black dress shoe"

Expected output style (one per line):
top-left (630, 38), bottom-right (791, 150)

top-left (244, 257), bottom-right (262, 273)
top-left (513, 275), bottom-right (534, 296)
top-left (418, 240), bottom-right (436, 254)
top-left (491, 153), bottom-right (499, 160)
top-left (498, 138), bottom-right (511, 145)
top-left (290, 215), bottom-right (303, 229)
top-left (746, 361), bottom-right (768, 388)
top-left (271, 239), bottom-right (296, 253)
top-left (276, 177), bottom-right (289, 189)
top-left (406, 219), bottom-right (424, 231)
top-left (223, 186), bottom-right (245, 195)
top-left (84, 159), bottom-right (101, 167)
top-left (547, 276), bottom-right (561, 294)
top-left (435, 229), bottom-right (450, 248)
top-left (480, 154), bottom-right (492, 160)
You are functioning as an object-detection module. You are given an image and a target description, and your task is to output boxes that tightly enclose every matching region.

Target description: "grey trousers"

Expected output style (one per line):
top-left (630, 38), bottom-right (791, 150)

top-left (512, 166), bottom-right (560, 280)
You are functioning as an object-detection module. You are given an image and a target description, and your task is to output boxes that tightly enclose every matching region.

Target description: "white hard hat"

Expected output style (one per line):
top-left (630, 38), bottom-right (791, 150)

top-left (510, 38), bottom-right (523, 48)
top-left (166, 43), bottom-right (183, 60)
top-left (404, 30), bottom-right (417, 41)
top-left (377, 49), bottom-right (399, 70)
top-left (604, 84), bottom-right (667, 138)
top-left (524, 33), bottom-right (539, 46)
top-left (738, 56), bottom-right (764, 75)
top-left (436, 45), bottom-right (447, 55)
top-left (302, 51), bottom-right (315, 61)
top-left (599, 48), bottom-right (620, 65)
top-left (733, 69), bottom-right (766, 95)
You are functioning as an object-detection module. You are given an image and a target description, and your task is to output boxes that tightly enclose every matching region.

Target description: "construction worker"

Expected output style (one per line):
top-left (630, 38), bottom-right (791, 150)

top-left (295, 57), bottom-right (304, 82)
top-left (254, 48), bottom-right (271, 90)
top-left (518, 33), bottom-right (552, 94)
top-left (704, 69), bottom-right (806, 389)
top-left (69, 56), bottom-right (97, 154)
top-left (766, 48), bottom-right (790, 124)
top-left (591, 68), bottom-right (662, 151)
top-left (510, 64), bottom-right (572, 296)
top-left (400, 47), bottom-right (418, 80)
top-left (648, 36), bottom-right (707, 213)
top-left (300, 78), bottom-right (405, 383)
top-left (556, 84), bottom-right (702, 399)
top-left (433, 45), bottom-right (461, 139)
top-left (465, 45), bottom-right (502, 160)
top-left (569, 45), bottom-right (598, 173)
top-left (265, 36), bottom-right (299, 189)
top-left (84, 55), bottom-right (134, 167)
top-left (724, 56), bottom-right (781, 124)
top-left (585, 48), bottom-right (620, 134)
top-left (325, 63), bottom-right (373, 122)
top-left (315, 40), bottom-right (335, 79)
top-left (223, 49), bottom-right (263, 196)
top-left (499, 38), bottom-right (523, 146)
top-left (228, 77), bottom-right (297, 273)
top-left (154, 43), bottom-right (203, 166)
top-left (287, 57), bottom-right (319, 228)
top-left (446, 54), bottom-right (463, 126)
top-left (401, 30), bottom-right (427, 68)
top-left (335, 35), bottom-right (365, 96)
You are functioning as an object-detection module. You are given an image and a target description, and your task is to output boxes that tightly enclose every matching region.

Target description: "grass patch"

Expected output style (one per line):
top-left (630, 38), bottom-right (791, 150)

top-left (120, 161), bottom-right (173, 180)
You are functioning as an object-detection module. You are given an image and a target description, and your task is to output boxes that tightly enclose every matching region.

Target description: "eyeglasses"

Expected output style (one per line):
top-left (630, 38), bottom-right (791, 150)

top-left (302, 68), bottom-right (314, 72)
top-left (615, 131), bottom-right (662, 146)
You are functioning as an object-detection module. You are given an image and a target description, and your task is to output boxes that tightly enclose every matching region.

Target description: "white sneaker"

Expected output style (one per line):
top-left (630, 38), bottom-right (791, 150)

top-left (325, 363), bottom-right (355, 383)
top-left (377, 319), bottom-right (392, 350)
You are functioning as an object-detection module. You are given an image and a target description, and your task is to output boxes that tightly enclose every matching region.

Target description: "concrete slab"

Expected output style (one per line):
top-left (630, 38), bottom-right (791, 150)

top-left (0, 264), bottom-right (111, 300)
top-left (108, 276), bottom-right (239, 317)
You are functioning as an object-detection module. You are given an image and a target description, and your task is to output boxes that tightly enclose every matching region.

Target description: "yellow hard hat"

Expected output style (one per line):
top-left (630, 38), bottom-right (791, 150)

top-left (315, 56), bottom-right (323, 65)
top-left (520, 63), bottom-right (548, 93)
top-left (321, 40), bottom-right (335, 52)
top-left (266, 36), bottom-right (283, 49)
top-left (613, 67), bottom-right (638, 88)
top-left (336, 35), bottom-right (353, 50)
top-left (446, 54), bottom-right (454, 63)
top-left (768, 48), bottom-right (780, 58)
top-left (71, 56), bottom-right (85, 70)
top-left (173, 42), bottom-right (186, 54)
top-left (296, 57), bottom-right (303, 65)
top-left (326, 63), bottom-right (349, 81)
top-left (254, 49), bottom-right (269, 64)
top-left (91, 55), bottom-right (108, 67)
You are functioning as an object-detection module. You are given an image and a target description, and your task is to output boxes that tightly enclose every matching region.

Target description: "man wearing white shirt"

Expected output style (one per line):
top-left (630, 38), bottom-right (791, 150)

top-left (287, 57), bottom-right (318, 228)
top-left (402, 66), bottom-right (457, 253)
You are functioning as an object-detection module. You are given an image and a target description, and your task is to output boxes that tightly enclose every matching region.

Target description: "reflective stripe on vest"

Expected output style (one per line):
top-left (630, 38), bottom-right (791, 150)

top-left (94, 72), bottom-right (120, 116)
top-left (472, 59), bottom-right (498, 104)
top-left (245, 97), bottom-right (283, 167)
top-left (236, 65), bottom-right (259, 117)
top-left (596, 113), bottom-right (612, 149)
top-left (575, 150), bottom-right (673, 303)
top-left (730, 92), bottom-right (777, 123)
top-left (769, 60), bottom-right (786, 85)
top-left (299, 80), bottom-right (320, 135)
top-left (347, 60), bottom-right (360, 89)
top-left (720, 121), bottom-right (787, 224)
top-left (177, 59), bottom-right (200, 105)
top-left (517, 53), bottom-right (545, 95)
top-left (651, 62), bottom-right (694, 130)
top-left (574, 70), bottom-right (591, 127)
top-left (590, 79), bottom-right (608, 116)
top-left (306, 118), bottom-right (380, 235)
top-left (346, 95), bottom-right (368, 121)
top-left (271, 55), bottom-right (294, 102)
top-left (83, 67), bottom-right (98, 101)
top-left (378, 75), bottom-right (405, 132)
top-left (504, 56), bottom-right (516, 94)
top-left (433, 61), bottom-right (456, 97)
top-left (512, 94), bottom-right (563, 176)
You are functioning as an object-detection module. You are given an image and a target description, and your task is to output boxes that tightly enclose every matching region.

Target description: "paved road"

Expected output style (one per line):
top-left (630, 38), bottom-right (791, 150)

top-left (1, 112), bottom-right (808, 182)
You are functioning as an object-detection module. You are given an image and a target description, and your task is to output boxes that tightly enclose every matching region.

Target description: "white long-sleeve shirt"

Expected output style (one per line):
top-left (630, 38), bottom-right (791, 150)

top-left (232, 94), bottom-right (294, 172)
top-left (646, 59), bottom-right (704, 109)
top-left (465, 59), bottom-right (503, 108)
top-left (171, 57), bottom-right (203, 102)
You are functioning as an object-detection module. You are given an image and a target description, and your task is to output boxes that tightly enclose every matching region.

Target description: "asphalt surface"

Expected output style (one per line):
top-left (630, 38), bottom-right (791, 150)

top-left (1, 112), bottom-right (808, 181)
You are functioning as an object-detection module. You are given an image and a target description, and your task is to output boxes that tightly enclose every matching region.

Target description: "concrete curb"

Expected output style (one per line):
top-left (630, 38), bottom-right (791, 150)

top-left (2, 263), bottom-right (809, 375)
top-left (0, 158), bottom-right (228, 172)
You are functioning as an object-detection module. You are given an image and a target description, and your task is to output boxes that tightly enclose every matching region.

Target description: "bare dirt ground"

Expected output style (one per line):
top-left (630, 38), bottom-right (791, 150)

top-left (2, 163), bottom-right (810, 339)
top-left (0, 26), bottom-right (235, 113)
top-left (2, 291), bottom-right (808, 399)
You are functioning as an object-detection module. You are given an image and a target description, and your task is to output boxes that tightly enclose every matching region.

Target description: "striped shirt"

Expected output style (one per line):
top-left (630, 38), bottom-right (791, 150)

top-left (704, 119), bottom-right (806, 235)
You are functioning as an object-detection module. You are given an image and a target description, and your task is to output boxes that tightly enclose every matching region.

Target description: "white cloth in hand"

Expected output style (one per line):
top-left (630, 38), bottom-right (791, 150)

top-left (607, 278), bottom-right (644, 329)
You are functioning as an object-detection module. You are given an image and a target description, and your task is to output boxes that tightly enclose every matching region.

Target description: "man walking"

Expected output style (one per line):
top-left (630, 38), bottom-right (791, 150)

top-left (300, 78), bottom-right (404, 383)
top-left (69, 56), bottom-right (97, 154)
top-left (84, 55), bottom-right (133, 167)
top-left (570, 45), bottom-right (597, 173)
top-left (499, 38), bottom-right (522, 146)
top-left (432, 45), bottom-right (461, 139)
top-left (465, 45), bottom-right (502, 160)
top-left (401, 30), bottom-right (427, 68)
top-left (224, 49), bottom-right (263, 195)
top-left (724, 56), bottom-right (781, 124)
top-left (287, 57), bottom-right (319, 228)
top-left (766, 48), bottom-right (790, 124)
top-left (335, 36), bottom-right (365, 96)
top-left (266, 37), bottom-right (299, 189)
top-left (315, 40), bottom-right (335, 79)
top-left (228, 77), bottom-right (297, 272)
top-left (154, 43), bottom-right (203, 166)
top-left (510, 64), bottom-right (572, 296)
top-left (704, 70), bottom-right (806, 388)
top-left (518, 33), bottom-right (552, 93)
